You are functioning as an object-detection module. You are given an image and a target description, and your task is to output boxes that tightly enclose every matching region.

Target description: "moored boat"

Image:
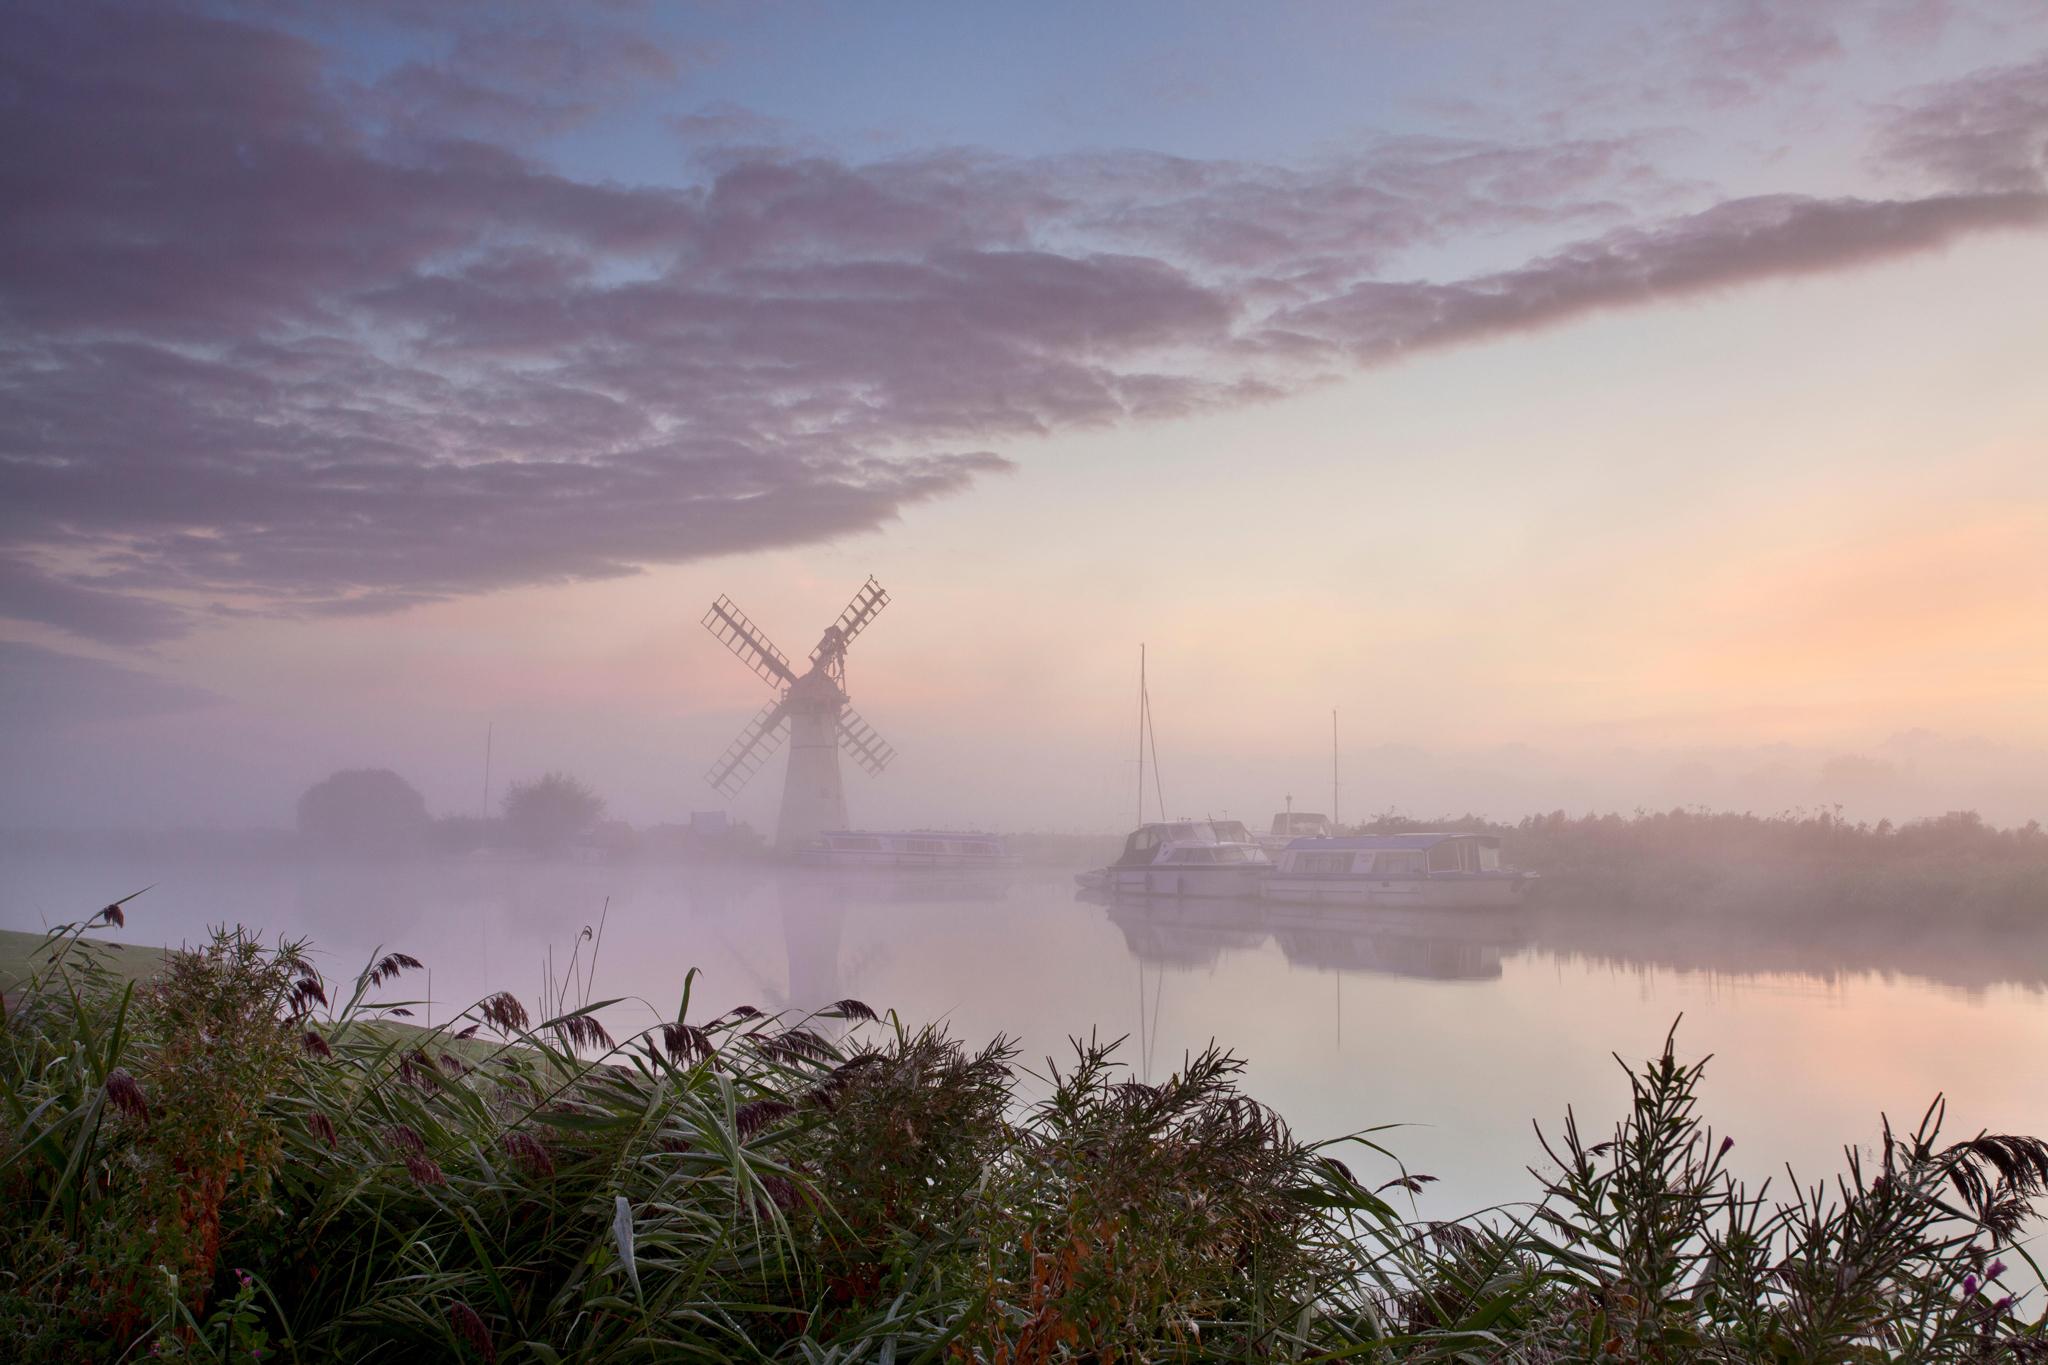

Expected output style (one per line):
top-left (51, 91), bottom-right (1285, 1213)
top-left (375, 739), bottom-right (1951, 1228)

top-left (1075, 820), bottom-right (1272, 897)
top-left (1255, 810), bottom-right (1335, 854)
top-left (1261, 833), bottom-right (1532, 908)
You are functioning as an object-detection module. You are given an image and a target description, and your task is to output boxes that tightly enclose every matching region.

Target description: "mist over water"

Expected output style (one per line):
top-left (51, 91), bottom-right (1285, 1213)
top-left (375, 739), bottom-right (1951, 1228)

top-left (9, 851), bottom-right (2044, 1220)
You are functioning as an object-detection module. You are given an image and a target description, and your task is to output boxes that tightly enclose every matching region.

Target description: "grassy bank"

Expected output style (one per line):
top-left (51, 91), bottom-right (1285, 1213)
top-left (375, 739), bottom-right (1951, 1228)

top-left (4, 899), bottom-right (2046, 1362)
top-left (0, 924), bottom-right (169, 993)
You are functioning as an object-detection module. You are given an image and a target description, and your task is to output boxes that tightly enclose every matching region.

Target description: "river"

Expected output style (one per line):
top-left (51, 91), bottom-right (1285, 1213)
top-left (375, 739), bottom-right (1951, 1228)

top-left (6, 851), bottom-right (2045, 1221)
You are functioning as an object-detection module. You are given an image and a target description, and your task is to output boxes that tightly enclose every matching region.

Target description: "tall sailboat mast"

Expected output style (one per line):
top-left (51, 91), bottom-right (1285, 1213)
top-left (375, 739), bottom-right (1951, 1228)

top-left (1332, 708), bottom-right (1340, 830)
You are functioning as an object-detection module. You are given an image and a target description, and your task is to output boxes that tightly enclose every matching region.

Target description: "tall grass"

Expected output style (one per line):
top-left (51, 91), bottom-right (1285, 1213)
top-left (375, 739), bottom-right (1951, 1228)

top-left (3, 900), bottom-right (2046, 1361)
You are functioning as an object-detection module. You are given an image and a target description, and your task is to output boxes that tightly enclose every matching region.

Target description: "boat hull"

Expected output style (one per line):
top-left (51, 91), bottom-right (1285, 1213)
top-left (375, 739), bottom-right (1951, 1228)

top-left (1093, 863), bottom-right (1271, 898)
top-left (1261, 873), bottom-right (1531, 909)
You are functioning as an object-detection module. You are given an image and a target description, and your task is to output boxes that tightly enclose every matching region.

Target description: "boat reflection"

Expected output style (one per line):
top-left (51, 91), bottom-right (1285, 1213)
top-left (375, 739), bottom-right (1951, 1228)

top-left (1086, 888), bottom-right (1527, 982)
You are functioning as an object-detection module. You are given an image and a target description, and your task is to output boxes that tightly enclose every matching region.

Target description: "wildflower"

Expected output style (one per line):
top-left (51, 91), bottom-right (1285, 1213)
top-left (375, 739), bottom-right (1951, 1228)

top-left (367, 951), bottom-right (425, 987)
top-left (235, 1268), bottom-right (253, 1291)
top-left (736, 1099), bottom-right (794, 1139)
top-left (662, 1021), bottom-right (711, 1063)
top-left (555, 1012), bottom-right (613, 1052)
top-left (1720, 1136), bottom-right (1735, 1156)
top-left (1963, 1273), bottom-right (1981, 1297)
top-left (480, 991), bottom-right (528, 1034)
top-left (1988, 1258), bottom-right (2007, 1280)
top-left (104, 1068), bottom-right (149, 1123)
top-left (289, 972), bottom-right (328, 1014)
top-left (448, 1301), bottom-right (496, 1362)
top-left (500, 1130), bottom-right (554, 1177)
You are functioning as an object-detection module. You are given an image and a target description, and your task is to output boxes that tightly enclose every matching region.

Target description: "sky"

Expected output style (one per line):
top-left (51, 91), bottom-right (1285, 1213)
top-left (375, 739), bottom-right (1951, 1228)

top-left (3, 0), bottom-right (2048, 833)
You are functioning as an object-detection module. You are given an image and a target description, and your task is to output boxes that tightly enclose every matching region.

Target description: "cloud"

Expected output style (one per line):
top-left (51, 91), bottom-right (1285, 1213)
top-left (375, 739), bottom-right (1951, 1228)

top-left (0, 557), bottom-right (195, 646)
top-left (0, 641), bottom-right (222, 728)
top-left (2, 4), bottom-right (2044, 646)
top-left (1881, 55), bottom-right (2048, 192)
top-left (1275, 190), bottom-right (2048, 361)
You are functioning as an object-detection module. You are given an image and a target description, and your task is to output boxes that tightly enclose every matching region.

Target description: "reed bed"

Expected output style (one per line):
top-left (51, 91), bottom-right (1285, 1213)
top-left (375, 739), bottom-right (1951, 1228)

top-left (4, 897), bottom-right (2046, 1362)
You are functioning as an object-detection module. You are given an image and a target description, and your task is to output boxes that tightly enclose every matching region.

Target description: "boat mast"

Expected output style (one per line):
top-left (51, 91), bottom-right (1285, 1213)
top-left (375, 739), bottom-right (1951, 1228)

top-left (1137, 644), bottom-right (1146, 826)
top-left (1331, 708), bottom-right (1340, 830)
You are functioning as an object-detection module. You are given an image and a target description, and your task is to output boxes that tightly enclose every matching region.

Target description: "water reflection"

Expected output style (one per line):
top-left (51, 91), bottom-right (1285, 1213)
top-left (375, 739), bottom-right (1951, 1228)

top-left (8, 854), bottom-right (2048, 1222)
top-left (1096, 889), bottom-right (1525, 981)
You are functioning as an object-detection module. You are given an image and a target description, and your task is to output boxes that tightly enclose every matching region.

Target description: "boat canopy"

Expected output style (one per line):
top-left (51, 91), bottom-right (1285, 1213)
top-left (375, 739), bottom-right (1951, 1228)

top-left (1116, 820), bottom-right (1261, 866)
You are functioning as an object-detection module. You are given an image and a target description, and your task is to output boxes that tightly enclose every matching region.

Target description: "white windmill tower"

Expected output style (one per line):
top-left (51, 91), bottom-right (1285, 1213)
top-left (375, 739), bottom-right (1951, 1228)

top-left (701, 577), bottom-right (897, 853)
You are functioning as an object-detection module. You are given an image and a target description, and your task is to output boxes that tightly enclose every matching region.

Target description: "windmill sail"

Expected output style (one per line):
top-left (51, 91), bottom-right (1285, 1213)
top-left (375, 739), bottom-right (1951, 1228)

top-left (706, 697), bottom-right (790, 798)
top-left (703, 596), bottom-right (797, 687)
top-left (813, 577), bottom-right (889, 662)
top-left (837, 706), bottom-right (896, 778)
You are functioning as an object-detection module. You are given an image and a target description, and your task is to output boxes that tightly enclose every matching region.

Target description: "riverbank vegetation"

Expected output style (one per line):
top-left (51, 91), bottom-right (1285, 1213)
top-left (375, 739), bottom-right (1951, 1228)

top-left (1353, 808), bottom-right (2048, 919)
top-left (5, 900), bottom-right (2048, 1362)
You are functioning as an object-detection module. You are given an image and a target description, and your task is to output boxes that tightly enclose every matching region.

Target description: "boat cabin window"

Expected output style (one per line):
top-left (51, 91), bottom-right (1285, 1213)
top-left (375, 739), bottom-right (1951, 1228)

top-left (1428, 840), bottom-right (1478, 873)
top-left (908, 838), bottom-right (945, 854)
top-left (1292, 851), bottom-right (1353, 874)
top-left (1118, 828), bottom-right (1165, 865)
top-left (1210, 821), bottom-right (1253, 843)
top-left (832, 836), bottom-right (883, 851)
top-left (1215, 845), bottom-right (1250, 863)
top-left (965, 841), bottom-right (998, 856)
top-left (1378, 850), bottom-right (1426, 877)
top-left (1477, 843), bottom-right (1501, 871)
top-left (1272, 813), bottom-right (1333, 836)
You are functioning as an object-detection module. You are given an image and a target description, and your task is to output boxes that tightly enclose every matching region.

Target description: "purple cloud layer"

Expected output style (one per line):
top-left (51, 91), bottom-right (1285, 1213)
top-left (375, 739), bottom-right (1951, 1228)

top-left (3, 4), bottom-right (2045, 645)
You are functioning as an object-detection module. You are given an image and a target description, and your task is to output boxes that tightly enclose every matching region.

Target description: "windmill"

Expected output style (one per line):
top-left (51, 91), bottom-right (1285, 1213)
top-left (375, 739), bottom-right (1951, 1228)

top-left (701, 577), bottom-right (897, 853)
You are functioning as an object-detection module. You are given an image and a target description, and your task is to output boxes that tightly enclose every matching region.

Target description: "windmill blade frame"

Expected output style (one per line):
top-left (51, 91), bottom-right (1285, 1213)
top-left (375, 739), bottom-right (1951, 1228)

top-left (707, 697), bottom-right (791, 799)
top-left (837, 706), bottom-right (896, 778)
top-left (703, 596), bottom-right (797, 688)
top-left (812, 576), bottom-right (889, 664)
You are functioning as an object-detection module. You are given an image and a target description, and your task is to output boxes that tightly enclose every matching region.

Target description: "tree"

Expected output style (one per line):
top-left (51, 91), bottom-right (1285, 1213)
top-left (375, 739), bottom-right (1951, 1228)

top-left (295, 769), bottom-right (429, 855)
top-left (502, 772), bottom-right (606, 853)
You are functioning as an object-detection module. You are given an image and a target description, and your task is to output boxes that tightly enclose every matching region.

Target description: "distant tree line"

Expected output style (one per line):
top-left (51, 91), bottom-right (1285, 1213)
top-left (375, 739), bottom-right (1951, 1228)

top-left (1351, 806), bottom-right (2048, 918)
top-left (291, 766), bottom-right (761, 861)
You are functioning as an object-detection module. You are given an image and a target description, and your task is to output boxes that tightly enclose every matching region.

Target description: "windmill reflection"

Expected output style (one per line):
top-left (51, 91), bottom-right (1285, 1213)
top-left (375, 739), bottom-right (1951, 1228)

top-left (687, 868), bottom-right (1012, 1024)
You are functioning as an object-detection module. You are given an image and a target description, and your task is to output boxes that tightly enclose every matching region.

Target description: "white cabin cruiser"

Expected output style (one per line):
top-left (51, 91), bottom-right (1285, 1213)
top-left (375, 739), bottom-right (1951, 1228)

top-left (1262, 833), bottom-right (1533, 908)
top-left (1075, 821), bottom-right (1273, 898)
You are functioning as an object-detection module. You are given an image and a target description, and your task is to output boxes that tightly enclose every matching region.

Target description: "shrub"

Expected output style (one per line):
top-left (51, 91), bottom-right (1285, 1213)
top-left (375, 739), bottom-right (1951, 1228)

top-left (501, 771), bottom-right (606, 853)
top-left (295, 768), bottom-right (430, 856)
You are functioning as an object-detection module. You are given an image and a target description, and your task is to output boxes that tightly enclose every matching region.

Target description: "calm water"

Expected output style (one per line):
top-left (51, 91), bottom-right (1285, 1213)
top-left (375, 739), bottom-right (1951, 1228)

top-left (7, 853), bottom-right (2047, 1220)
